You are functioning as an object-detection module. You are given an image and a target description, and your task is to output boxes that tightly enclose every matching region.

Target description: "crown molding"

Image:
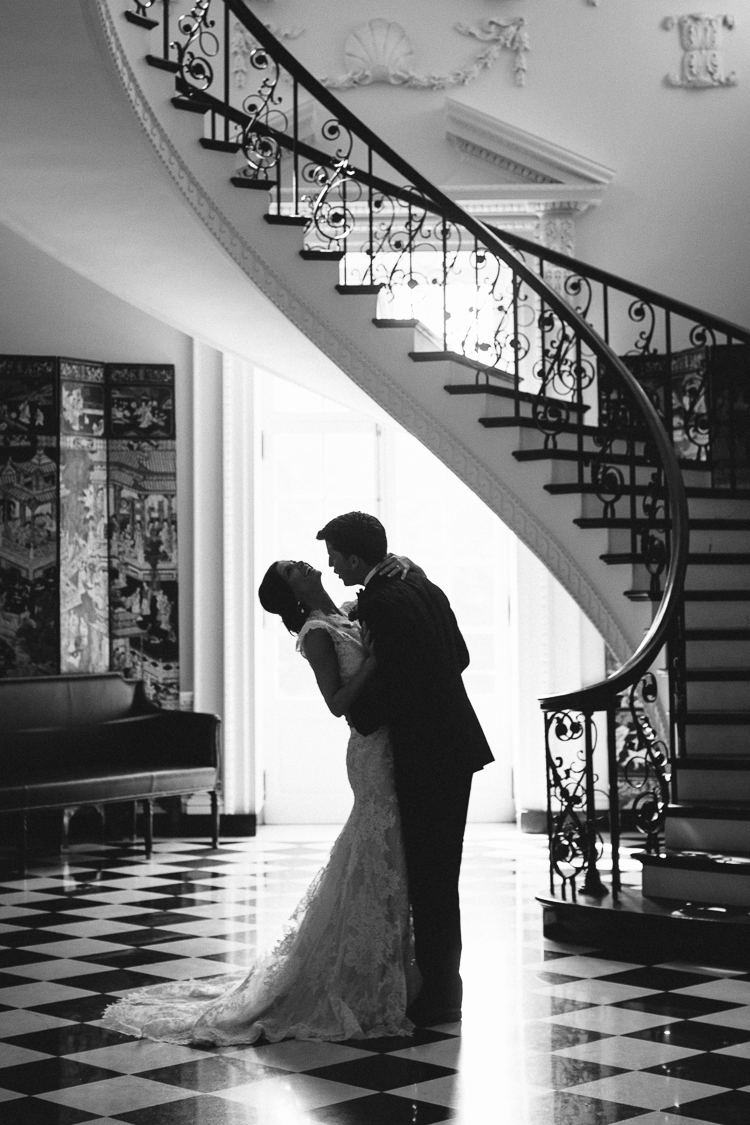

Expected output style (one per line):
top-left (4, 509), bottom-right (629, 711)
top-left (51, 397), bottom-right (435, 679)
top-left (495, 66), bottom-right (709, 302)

top-left (445, 98), bottom-right (616, 200)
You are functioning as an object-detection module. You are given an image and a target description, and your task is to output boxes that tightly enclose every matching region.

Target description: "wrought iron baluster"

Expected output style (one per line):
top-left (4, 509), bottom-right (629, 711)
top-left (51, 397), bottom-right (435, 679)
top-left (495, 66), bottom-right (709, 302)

top-left (162, 0), bottom-right (171, 61)
top-left (292, 80), bottom-right (300, 215)
top-left (512, 272), bottom-right (521, 416)
top-left (441, 217), bottom-right (448, 353)
top-left (582, 712), bottom-right (608, 898)
top-left (606, 705), bottom-right (621, 900)
top-left (222, 3), bottom-right (229, 143)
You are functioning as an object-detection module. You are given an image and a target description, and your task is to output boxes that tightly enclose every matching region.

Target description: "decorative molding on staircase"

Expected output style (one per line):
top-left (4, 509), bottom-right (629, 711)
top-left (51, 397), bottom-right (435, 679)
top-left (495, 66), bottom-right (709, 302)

top-left (90, 0), bottom-right (633, 668)
top-left (319, 17), bottom-right (529, 91)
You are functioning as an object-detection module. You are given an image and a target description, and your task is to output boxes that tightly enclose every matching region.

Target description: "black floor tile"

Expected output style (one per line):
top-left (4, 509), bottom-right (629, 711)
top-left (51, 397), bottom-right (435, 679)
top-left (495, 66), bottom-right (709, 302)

top-left (31, 993), bottom-right (121, 1023)
top-left (627, 1019), bottom-right (750, 1051)
top-left (613, 993), bottom-right (744, 1019)
top-left (503, 1091), bottom-right (639, 1125)
top-left (342, 1028), bottom-right (456, 1053)
top-left (647, 1050), bottom-right (750, 1088)
top-left (117, 1093), bottom-right (263, 1125)
top-left (309, 1054), bottom-right (456, 1092)
top-left (522, 1021), bottom-right (610, 1052)
top-left (0, 930), bottom-right (69, 948)
top-left (5, 1023), bottom-right (131, 1056)
top-left (664, 1089), bottom-right (750, 1123)
top-left (75, 947), bottom-right (184, 970)
top-left (0, 1097), bottom-right (98, 1125)
top-left (0, 1057), bottom-right (121, 1094)
top-left (0, 950), bottom-right (56, 970)
top-left (138, 1055), bottom-right (286, 1090)
top-left (521, 995), bottom-right (596, 1019)
top-left (0, 917), bottom-right (77, 936)
top-left (599, 966), bottom-right (716, 991)
top-left (524, 1054), bottom-right (625, 1089)
top-left (52, 968), bottom-right (172, 993)
top-left (309, 1093), bottom-right (454, 1125)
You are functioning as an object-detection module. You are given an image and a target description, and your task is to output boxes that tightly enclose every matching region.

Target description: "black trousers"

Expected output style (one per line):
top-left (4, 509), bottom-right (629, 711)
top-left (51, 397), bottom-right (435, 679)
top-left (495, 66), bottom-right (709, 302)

top-left (394, 762), bottom-right (473, 1008)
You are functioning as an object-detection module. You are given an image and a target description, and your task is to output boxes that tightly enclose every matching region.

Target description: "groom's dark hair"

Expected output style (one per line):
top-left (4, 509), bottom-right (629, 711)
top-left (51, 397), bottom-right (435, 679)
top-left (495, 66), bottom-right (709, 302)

top-left (317, 512), bottom-right (387, 565)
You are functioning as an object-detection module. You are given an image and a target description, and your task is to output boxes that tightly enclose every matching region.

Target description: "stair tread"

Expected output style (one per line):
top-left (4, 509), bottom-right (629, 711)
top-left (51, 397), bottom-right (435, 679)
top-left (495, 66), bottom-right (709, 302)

top-left (636, 849), bottom-right (750, 871)
top-left (677, 757), bottom-right (750, 770)
top-left (685, 628), bottom-right (750, 640)
top-left (686, 668), bottom-right (750, 680)
top-left (603, 553), bottom-right (750, 565)
top-left (626, 589), bottom-right (750, 602)
top-left (335, 284), bottom-right (383, 295)
top-left (410, 351), bottom-right (515, 383)
top-left (668, 802), bottom-right (750, 819)
top-left (580, 518), bottom-right (750, 530)
top-left (513, 448), bottom-right (710, 473)
top-left (482, 417), bottom-right (600, 437)
top-left (230, 176), bottom-right (276, 190)
top-left (446, 382), bottom-right (565, 405)
top-left (686, 711), bottom-right (750, 724)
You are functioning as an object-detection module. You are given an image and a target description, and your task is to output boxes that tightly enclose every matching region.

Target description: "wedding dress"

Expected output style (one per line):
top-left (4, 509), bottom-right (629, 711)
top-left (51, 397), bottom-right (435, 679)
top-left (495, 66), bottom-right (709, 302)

top-left (102, 609), bottom-right (418, 1045)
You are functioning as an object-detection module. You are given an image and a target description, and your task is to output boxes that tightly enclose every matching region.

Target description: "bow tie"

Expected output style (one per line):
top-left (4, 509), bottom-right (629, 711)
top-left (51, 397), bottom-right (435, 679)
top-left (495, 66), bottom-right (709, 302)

top-left (348, 589), bottom-right (364, 621)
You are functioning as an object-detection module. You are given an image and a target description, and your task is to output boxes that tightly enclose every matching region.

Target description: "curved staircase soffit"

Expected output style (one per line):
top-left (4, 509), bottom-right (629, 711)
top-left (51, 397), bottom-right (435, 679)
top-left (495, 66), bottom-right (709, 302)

top-left (90, 0), bottom-right (631, 667)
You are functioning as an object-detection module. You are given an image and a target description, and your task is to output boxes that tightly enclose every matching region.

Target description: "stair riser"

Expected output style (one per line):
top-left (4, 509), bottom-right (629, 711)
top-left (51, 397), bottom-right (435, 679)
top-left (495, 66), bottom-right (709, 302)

top-left (642, 864), bottom-right (750, 906)
top-left (686, 640), bottom-right (750, 667)
top-left (689, 498), bottom-right (750, 520)
top-left (689, 529), bottom-right (750, 552)
top-left (676, 770), bottom-right (750, 802)
top-left (685, 565), bottom-right (750, 590)
top-left (685, 602), bottom-right (750, 629)
top-left (687, 681), bottom-right (750, 709)
top-left (685, 725), bottom-right (750, 756)
top-left (665, 817), bottom-right (750, 852)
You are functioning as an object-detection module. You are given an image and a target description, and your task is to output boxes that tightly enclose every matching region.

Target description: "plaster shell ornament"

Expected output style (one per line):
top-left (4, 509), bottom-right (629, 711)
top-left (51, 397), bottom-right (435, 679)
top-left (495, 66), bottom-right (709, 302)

top-left (321, 17), bottom-right (530, 90)
top-left (662, 14), bottom-right (737, 88)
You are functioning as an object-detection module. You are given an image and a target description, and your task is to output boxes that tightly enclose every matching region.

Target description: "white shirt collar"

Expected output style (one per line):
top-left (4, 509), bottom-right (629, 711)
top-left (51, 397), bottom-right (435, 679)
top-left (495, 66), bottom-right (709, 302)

top-left (363, 564), bottom-right (380, 587)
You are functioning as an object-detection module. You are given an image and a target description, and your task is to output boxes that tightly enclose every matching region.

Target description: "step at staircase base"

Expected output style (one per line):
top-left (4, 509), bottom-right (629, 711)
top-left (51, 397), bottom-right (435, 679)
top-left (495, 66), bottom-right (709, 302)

top-left (538, 889), bottom-right (750, 969)
top-left (666, 817), bottom-right (750, 852)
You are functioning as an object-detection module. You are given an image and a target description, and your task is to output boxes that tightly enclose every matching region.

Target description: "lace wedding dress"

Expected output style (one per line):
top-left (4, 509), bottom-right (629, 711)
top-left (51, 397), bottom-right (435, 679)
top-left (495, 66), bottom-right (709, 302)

top-left (102, 609), bottom-right (418, 1045)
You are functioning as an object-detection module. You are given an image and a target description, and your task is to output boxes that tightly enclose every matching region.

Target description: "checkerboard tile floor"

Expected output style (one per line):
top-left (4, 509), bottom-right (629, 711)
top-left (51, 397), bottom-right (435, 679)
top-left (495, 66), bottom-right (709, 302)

top-left (0, 826), bottom-right (749, 1123)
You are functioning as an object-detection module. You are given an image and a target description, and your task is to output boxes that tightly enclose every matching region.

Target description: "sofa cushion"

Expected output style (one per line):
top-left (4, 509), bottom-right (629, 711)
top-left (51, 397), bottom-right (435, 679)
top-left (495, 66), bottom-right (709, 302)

top-left (0, 766), bottom-right (218, 811)
top-left (0, 673), bottom-right (138, 732)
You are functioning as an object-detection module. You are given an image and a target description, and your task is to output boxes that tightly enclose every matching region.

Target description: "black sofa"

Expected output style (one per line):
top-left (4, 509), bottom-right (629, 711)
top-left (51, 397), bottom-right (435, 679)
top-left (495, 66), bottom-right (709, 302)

top-left (0, 672), bottom-right (221, 871)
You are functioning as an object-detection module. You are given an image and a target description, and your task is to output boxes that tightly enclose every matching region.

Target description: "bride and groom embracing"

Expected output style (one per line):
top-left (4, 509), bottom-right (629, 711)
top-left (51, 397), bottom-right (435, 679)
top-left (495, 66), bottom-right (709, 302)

top-left (103, 511), bottom-right (494, 1046)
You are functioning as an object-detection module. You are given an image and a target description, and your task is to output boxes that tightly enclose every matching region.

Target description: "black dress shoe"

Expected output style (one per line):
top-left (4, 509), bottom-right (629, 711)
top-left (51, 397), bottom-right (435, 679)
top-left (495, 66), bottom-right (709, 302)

top-left (407, 1001), bottom-right (462, 1027)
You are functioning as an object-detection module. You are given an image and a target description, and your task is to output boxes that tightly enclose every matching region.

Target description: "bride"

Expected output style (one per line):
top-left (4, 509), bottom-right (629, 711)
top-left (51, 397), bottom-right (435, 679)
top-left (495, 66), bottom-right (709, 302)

top-left (102, 556), bottom-right (419, 1045)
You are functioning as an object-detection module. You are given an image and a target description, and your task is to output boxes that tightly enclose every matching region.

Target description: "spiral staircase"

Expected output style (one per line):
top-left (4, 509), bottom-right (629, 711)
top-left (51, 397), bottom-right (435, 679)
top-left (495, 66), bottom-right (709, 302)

top-left (14, 0), bottom-right (750, 961)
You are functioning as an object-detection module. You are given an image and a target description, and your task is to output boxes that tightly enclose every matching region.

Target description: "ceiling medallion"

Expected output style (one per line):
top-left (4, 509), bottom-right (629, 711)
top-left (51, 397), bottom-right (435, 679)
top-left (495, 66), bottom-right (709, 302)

top-left (320, 17), bottom-right (529, 90)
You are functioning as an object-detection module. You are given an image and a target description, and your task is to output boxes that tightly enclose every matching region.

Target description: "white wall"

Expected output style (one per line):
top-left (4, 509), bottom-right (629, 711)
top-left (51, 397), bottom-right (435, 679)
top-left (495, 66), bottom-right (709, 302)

top-left (275, 0), bottom-right (750, 324)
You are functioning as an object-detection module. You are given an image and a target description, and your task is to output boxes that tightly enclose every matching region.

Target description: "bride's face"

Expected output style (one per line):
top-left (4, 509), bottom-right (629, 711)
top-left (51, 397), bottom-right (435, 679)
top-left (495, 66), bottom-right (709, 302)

top-left (276, 560), bottom-right (322, 604)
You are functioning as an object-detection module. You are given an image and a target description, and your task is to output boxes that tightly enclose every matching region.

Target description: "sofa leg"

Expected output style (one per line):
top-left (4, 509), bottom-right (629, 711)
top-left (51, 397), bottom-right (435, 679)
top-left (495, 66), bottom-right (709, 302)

top-left (142, 799), bottom-right (153, 858)
top-left (130, 801), bottom-right (138, 842)
top-left (18, 813), bottom-right (27, 877)
top-left (210, 791), bottom-right (220, 850)
top-left (61, 807), bottom-right (73, 853)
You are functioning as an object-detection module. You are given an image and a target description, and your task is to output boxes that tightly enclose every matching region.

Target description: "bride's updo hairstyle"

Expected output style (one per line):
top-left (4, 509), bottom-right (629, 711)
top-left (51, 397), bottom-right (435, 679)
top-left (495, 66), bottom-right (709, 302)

top-left (258, 562), bottom-right (308, 635)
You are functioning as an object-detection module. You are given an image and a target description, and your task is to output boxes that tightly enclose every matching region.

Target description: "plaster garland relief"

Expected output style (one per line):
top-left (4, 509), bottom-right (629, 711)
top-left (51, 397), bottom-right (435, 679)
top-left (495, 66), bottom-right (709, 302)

top-left (319, 18), bottom-right (529, 90)
top-left (662, 14), bottom-right (738, 88)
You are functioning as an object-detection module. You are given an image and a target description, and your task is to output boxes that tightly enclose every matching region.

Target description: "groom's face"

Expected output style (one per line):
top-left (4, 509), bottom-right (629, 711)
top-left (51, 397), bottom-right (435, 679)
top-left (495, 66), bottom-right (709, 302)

top-left (325, 541), bottom-right (360, 587)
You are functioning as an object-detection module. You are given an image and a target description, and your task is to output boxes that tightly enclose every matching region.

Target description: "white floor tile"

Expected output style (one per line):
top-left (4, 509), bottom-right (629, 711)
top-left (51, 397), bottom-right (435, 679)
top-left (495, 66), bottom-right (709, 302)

top-left (38, 1075), bottom-right (196, 1115)
top-left (569, 1071), bottom-right (726, 1110)
top-left (691, 1006), bottom-right (750, 1029)
top-left (671, 977), bottom-right (750, 1003)
top-left (541, 1007), bottom-right (681, 1034)
top-left (215, 1073), bottom-right (369, 1111)
top-left (21, 937), bottom-right (134, 959)
top-left (245, 1040), bottom-right (371, 1071)
top-left (0, 981), bottom-right (96, 1007)
top-left (552, 1036), bottom-right (700, 1069)
top-left (1, 958), bottom-right (114, 981)
top-left (534, 978), bottom-right (658, 1005)
top-left (66, 1041), bottom-right (215, 1073)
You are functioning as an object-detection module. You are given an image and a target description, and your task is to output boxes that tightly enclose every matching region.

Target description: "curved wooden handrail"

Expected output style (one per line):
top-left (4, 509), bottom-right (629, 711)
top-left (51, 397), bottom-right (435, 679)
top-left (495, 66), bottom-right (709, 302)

top-left (486, 224), bottom-right (750, 347)
top-left (219, 0), bottom-right (690, 716)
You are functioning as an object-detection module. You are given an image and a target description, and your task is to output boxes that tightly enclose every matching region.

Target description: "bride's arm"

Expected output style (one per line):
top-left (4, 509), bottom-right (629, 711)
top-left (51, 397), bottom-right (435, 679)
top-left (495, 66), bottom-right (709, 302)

top-left (302, 629), bottom-right (377, 718)
top-left (374, 553), bottom-right (426, 579)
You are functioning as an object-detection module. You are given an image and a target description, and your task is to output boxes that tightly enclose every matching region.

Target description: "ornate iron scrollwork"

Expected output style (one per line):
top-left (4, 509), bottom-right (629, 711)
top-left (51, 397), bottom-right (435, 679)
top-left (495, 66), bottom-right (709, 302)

top-left (616, 672), bottom-right (670, 852)
top-left (545, 710), bottom-right (608, 899)
top-left (175, 1), bottom-right (219, 93)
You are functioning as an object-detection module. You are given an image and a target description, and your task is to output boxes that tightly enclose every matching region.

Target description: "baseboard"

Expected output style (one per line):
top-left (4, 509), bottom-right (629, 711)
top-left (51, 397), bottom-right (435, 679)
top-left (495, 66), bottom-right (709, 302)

top-left (520, 809), bottom-right (547, 833)
top-left (154, 813), bottom-right (257, 837)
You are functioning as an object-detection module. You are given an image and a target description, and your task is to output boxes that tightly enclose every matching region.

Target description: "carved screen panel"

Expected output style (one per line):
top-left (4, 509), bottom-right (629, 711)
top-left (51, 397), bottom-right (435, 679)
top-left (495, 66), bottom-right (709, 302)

top-left (106, 364), bottom-right (178, 708)
top-left (59, 358), bottom-right (110, 674)
top-left (0, 357), bottom-right (59, 677)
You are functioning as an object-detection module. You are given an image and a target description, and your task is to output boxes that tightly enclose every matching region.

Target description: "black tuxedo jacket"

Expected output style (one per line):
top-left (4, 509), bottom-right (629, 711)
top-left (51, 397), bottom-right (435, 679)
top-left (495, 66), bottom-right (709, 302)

top-left (348, 571), bottom-right (494, 776)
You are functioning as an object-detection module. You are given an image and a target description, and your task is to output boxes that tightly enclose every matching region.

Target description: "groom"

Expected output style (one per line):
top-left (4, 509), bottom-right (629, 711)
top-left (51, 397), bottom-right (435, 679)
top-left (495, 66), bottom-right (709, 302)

top-left (317, 511), bottom-right (494, 1025)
